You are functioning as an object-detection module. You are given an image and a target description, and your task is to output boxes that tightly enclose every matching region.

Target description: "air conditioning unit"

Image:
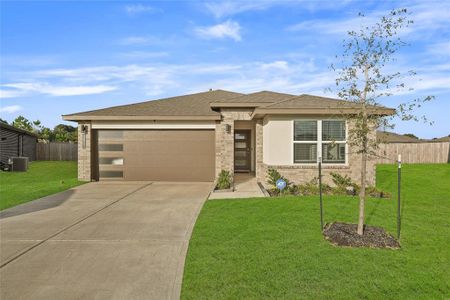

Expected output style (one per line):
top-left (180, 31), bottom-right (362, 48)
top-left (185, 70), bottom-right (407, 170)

top-left (11, 157), bottom-right (29, 172)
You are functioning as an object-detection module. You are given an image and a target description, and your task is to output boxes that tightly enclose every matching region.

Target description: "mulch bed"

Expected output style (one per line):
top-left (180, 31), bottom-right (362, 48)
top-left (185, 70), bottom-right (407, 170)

top-left (323, 222), bottom-right (400, 249)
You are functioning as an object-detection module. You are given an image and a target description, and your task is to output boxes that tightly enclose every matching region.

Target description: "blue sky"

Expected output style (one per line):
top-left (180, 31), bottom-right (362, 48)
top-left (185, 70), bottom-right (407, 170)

top-left (1, 0), bottom-right (449, 138)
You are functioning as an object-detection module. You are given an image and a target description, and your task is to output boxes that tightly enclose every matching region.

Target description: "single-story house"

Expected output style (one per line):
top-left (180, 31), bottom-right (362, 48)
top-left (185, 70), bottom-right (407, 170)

top-left (63, 90), bottom-right (394, 186)
top-left (0, 122), bottom-right (38, 166)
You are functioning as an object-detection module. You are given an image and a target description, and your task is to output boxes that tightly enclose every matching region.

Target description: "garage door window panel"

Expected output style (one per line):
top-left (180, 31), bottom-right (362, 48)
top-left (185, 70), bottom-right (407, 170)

top-left (98, 130), bottom-right (124, 179)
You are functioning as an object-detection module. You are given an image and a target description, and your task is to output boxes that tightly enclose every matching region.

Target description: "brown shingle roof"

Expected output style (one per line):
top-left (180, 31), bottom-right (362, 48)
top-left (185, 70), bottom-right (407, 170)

top-left (63, 90), bottom-right (395, 121)
top-left (377, 131), bottom-right (420, 143)
top-left (252, 94), bottom-right (395, 116)
top-left (63, 90), bottom-right (243, 120)
top-left (212, 91), bottom-right (295, 104)
top-left (263, 94), bottom-right (369, 109)
top-left (430, 135), bottom-right (450, 142)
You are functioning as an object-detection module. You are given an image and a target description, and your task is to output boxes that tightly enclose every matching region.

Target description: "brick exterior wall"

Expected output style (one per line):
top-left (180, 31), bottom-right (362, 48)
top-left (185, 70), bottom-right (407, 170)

top-left (215, 108), bottom-right (253, 181)
top-left (258, 156), bottom-right (376, 189)
top-left (77, 122), bottom-right (92, 181)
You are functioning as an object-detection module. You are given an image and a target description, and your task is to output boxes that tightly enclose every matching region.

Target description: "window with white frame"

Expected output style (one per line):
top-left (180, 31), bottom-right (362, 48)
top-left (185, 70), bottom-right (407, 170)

top-left (293, 120), bottom-right (346, 164)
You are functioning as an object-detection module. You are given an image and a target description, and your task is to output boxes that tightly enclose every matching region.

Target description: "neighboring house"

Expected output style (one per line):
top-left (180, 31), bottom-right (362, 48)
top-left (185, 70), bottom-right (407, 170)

top-left (63, 90), bottom-right (394, 186)
top-left (376, 131), bottom-right (421, 143)
top-left (431, 135), bottom-right (450, 142)
top-left (0, 123), bottom-right (38, 166)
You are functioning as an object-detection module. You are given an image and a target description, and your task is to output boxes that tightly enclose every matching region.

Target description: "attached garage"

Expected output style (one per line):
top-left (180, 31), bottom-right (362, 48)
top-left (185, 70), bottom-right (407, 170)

top-left (96, 129), bottom-right (215, 182)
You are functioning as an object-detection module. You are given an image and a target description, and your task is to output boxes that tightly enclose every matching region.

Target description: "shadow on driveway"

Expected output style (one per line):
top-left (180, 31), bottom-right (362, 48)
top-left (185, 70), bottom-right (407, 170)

top-left (0, 190), bottom-right (75, 219)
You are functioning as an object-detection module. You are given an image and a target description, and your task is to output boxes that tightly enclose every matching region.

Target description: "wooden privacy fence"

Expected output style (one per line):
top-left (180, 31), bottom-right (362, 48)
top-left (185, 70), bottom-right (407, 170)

top-left (374, 142), bottom-right (450, 164)
top-left (36, 142), bottom-right (78, 161)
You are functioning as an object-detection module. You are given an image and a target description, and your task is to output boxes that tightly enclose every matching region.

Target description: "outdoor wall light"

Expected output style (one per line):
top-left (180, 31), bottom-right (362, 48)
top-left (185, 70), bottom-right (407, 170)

top-left (81, 125), bottom-right (88, 149)
top-left (225, 124), bottom-right (231, 133)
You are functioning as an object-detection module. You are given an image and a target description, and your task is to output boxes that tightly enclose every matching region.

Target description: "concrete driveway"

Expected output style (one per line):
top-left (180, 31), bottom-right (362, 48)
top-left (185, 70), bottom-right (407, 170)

top-left (0, 181), bottom-right (212, 300)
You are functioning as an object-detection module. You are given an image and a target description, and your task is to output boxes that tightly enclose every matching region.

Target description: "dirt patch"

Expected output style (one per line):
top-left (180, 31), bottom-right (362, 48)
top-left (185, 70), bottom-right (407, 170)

top-left (323, 222), bottom-right (400, 249)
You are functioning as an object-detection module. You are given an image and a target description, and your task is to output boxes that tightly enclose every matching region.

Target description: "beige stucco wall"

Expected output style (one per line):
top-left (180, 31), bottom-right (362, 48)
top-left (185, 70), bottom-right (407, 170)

top-left (262, 115), bottom-right (293, 165)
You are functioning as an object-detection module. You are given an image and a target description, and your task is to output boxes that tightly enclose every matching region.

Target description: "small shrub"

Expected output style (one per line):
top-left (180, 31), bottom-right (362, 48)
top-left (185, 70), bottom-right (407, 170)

top-left (295, 178), bottom-right (332, 196)
top-left (366, 186), bottom-right (391, 198)
top-left (267, 168), bottom-right (292, 196)
top-left (264, 171), bottom-right (390, 198)
top-left (216, 170), bottom-right (232, 190)
top-left (330, 172), bottom-right (357, 189)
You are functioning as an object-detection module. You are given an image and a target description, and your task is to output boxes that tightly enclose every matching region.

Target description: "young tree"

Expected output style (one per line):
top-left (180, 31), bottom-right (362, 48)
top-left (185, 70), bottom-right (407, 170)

top-left (53, 124), bottom-right (77, 142)
top-left (331, 8), bottom-right (433, 235)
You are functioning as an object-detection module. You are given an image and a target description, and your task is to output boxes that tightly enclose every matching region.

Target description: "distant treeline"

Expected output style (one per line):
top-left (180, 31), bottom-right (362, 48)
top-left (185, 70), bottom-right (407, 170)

top-left (0, 116), bottom-right (77, 142)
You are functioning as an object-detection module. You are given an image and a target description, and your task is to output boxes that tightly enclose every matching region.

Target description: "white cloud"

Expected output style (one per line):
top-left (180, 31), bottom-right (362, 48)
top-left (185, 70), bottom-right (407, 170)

top-left (0, 89), bottom-right (27, 98)
top-left (205, 1), bottom-right (272, 18)
top-left (2, 83), bottom-right (117, 97)
top-left (119, 51), bottom-right (169, 59)
top-left (3, 56), bottom-right (448, 101)
top-left (427, 41), bottom-right (450, 57)
top-left (33, 65), bottom-right (165, 82)
top-left (203, 0), bottom-right (354, 18)
top-left (118, 36), bottom-right (154, 45)
top-left (0, 55), bottom-right (59, 68)
top-left (287, 15), bottom-right (378, 35)
top-left (117, 35), bottom-right (176, 46)
top-left (396, 75), bottom-right (450, 95)
top-left (125, 4), bottom-right (153, 16)
top-left (260, 61), bottom-right (289, 71)
top-left (287, 2), bottom-right (450, 37)
top-left (195, 20), bottom-right (242, 41)
top-left (0, 105), bottom-right (22, 113)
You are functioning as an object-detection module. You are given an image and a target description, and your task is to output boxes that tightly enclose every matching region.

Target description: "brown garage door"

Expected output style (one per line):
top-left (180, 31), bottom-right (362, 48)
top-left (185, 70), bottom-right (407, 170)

top-left (97, 130), bottom-right (215, 182)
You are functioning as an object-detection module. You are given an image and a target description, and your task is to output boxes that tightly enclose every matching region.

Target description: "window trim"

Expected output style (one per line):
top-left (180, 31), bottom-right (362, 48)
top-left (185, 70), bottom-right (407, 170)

top-left (292, 119), bottom-right (348, 166)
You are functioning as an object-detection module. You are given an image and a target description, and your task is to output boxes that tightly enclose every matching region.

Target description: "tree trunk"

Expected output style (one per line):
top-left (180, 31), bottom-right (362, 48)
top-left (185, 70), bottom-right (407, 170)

top-left (357, 64), bottom-right (370, 236)
top-left (357, 150), bottom-right (367, 235)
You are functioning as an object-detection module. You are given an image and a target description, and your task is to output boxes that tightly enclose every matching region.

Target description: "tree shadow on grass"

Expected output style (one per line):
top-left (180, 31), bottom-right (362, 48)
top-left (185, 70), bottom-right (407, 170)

top-left (365, 197), bottom-right (382, 225)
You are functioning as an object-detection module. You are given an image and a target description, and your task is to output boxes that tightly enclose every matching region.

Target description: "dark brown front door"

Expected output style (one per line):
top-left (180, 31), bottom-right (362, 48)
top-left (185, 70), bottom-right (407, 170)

top-left (234, 130), bottom-right (251, 172)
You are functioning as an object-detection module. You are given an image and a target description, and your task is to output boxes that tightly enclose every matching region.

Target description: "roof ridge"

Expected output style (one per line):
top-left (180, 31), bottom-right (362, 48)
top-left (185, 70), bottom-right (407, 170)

top-left (260, 94), bottom-right (300, 108)
top-left (211, 90), bottom-right (297, 104)
top-left (62, 89), bottom-right (241, 117)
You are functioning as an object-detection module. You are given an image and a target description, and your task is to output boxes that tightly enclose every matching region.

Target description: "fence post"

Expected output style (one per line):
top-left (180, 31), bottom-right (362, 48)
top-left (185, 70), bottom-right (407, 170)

top-left (397, 154), bottom-right (401, 239)
top-left (318, 156), bottom-right (323, 231)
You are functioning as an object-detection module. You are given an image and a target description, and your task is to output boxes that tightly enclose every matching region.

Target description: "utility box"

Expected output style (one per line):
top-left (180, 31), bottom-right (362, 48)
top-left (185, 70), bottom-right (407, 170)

top-left (10, 157), bottom-right (29, 172)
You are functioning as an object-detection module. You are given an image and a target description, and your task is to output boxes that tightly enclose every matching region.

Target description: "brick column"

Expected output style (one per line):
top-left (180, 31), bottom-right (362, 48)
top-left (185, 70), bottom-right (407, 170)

top-left (221, 113), bottom-right (235, 175)
top-left (77, 122), bottom-right (92, 181)
top-left (255, 118), bottom-right (264, 183)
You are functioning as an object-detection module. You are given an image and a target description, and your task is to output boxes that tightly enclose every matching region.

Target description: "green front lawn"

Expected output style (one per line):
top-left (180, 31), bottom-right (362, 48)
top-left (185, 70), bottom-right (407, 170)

top-left (0, 161), bottom-right (85, 210)
top-left (182, 164), bottom-right (450, 299)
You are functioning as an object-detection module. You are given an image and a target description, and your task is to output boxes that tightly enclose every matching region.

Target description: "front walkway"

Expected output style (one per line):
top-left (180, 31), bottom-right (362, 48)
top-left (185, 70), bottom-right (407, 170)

top-left (209, 173), bottom-right (267, 199)
top-left (0, 181), bottom-right (212, 300)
